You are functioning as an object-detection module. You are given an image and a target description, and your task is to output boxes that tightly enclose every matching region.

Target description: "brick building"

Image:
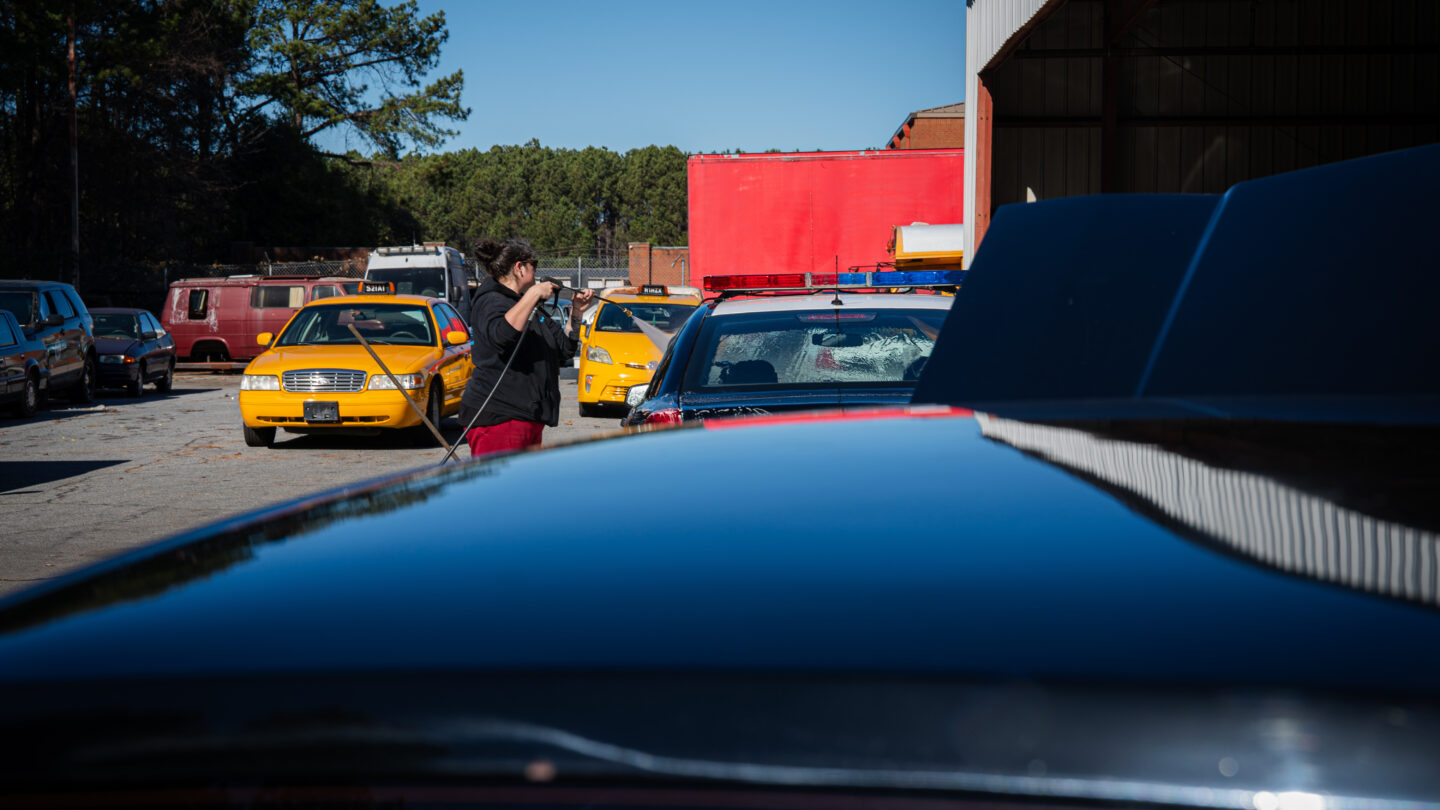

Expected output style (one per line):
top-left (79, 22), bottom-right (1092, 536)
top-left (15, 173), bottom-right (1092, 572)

top-left (628, 242), bottom-right (691, 287)
top-left (887, 102), bottom-right (966, 149)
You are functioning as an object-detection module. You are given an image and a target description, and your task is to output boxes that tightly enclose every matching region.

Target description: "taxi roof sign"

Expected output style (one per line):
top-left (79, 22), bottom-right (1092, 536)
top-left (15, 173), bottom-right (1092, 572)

top-left (639, 284), bottom-right (668, 297)
top-left (359, 281), bottom-right (395, 295)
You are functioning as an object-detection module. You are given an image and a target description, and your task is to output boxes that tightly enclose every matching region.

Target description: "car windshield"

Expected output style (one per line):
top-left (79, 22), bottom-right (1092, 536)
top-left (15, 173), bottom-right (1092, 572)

top-left (0, 291), bottom-right (36, 326)
top-left (685, 306), bottom-right (949, 389)
top-left (596, 301), bottom-right (696, 333)
top-left (365, 267), bottom-right (446, 297)
top-left (93, 313), bottom-right (140, 339)
top-left (276, 303), bottom-right (436, 347)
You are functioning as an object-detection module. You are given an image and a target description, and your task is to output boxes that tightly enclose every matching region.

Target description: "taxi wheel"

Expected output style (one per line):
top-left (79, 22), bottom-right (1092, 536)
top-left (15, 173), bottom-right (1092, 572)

top-left (243, 424), bottom-right (275, 448)
top-left (411, 384), bottom-right (445, 448)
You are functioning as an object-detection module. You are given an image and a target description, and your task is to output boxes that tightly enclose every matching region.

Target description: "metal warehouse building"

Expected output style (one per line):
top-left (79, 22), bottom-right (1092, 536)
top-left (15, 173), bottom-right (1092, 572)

top-left (962, 0), bottom-right (1440, 257)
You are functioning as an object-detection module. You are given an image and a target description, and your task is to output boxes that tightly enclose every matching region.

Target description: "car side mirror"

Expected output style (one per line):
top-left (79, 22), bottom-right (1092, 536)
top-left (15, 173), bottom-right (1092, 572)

top-left (141, 330), bottom-right (158, 341)
top-left (446, 330), bottom-right (468, 345)
top-left (44, 313), bottom-right (64, 327)
top-left (581, 324), bottom-right (590, 341)
top-left (256, 332), bottom-right (273, 347)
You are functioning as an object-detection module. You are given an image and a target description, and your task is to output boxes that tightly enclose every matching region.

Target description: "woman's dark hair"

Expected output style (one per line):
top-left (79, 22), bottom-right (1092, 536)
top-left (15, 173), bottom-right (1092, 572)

top-left (472, 238), bottom-right (538, 281)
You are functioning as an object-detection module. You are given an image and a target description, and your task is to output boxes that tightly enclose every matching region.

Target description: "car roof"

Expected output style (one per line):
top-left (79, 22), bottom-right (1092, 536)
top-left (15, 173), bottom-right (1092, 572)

top-left (301, 294), bottom-right (437, 307)
top-left (709, 291), bottom-right (955, 316)
top-left (0, 279), bottom-right (69, 290)
top-left (605, 292), bottom-right (702, 304)
top-left (89, 307), bottom-right (149, 314)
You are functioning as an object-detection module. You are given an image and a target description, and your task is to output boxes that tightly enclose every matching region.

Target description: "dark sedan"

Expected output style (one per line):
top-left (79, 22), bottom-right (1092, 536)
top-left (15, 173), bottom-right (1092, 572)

top-left (0, 145), bottom-right (1436, 810)
top-left (90, 307), bottom-right (176, 396)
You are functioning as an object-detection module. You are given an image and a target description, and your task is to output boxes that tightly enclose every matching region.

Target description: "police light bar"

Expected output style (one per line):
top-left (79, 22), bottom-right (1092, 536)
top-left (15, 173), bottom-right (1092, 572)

top-left (359, 281), bottom-right (395, 294)
top-left (639, 284), bottom-right (669, 296)
top-left (702, 270), bottom-right (966, 292)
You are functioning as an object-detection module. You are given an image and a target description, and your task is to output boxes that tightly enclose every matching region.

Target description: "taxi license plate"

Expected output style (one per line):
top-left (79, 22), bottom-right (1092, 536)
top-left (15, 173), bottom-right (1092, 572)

top-left (304, 401), bottom-right (340, 423)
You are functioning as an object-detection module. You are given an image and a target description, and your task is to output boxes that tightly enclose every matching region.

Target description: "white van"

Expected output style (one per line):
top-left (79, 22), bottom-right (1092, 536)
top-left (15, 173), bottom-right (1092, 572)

top-left (363, 243), bottom-right (474, 321)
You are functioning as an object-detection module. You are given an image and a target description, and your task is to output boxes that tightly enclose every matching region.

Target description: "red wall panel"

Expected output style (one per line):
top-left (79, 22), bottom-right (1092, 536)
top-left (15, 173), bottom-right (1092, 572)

top-left (688, 150), bottom-right (965, 281)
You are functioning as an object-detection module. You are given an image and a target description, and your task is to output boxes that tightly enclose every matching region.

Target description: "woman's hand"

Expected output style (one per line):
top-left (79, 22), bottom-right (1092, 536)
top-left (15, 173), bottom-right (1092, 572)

top-left (529, 280), bottom-right (560, 301)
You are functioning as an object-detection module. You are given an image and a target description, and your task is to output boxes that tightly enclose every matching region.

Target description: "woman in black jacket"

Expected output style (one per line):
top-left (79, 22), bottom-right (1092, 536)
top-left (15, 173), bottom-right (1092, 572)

top-left (458, 238), bottom-right (593, 457)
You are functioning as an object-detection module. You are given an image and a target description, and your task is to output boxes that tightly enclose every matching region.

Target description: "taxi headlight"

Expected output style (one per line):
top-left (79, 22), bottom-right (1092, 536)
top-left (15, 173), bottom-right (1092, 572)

top-left (586, 346), bottom-right (613, 364)
top-left (240, 374), bottom-right (280, 391)
top-left (368, 372), bottom-right (425, 390)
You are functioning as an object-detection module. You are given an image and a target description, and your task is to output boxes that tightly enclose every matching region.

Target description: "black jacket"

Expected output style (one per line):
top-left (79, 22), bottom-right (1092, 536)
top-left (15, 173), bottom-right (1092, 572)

top-left (458, 277), bottom-right (578, 428)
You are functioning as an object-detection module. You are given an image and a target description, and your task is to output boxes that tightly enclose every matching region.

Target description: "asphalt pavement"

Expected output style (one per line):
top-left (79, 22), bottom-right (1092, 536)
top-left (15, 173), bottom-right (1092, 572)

top-left (0, 368), bottom-right (624, 599)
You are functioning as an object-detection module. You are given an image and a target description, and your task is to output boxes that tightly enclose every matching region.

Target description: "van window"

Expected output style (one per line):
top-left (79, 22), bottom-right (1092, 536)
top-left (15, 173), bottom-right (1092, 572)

top-left (187, 289), bottom-right (209, 320)
top-left (45, 290), bottom-right (75, 319)
top-left (251, 286), bottom-right (305, 309)
top-left (311, 285), bottom-right (340, 300)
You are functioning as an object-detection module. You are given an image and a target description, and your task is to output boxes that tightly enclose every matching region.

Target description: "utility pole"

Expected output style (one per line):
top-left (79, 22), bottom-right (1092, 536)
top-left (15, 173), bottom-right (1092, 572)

top-left (67, 4), bottom-right (80, 288)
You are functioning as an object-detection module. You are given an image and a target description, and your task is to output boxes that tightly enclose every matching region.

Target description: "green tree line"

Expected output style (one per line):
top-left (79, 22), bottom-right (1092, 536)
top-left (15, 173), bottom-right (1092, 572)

top-left (0, 0), bottom-right (687, 307)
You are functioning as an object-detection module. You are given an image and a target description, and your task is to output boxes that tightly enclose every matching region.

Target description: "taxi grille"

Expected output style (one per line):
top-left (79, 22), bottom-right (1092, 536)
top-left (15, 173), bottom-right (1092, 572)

top-left (282, 369), bottom-right (367, 393)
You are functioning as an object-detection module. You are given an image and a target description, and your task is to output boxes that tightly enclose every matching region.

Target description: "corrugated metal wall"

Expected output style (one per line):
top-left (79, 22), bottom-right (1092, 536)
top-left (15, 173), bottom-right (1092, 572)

top-left (965, 0), bottom-right (1056, 260)
top-left (969, 0), bottom-right (1440, 247)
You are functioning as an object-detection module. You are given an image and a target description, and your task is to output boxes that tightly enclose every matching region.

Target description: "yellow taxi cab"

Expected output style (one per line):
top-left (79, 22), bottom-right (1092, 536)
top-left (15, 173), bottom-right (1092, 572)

top-left (576, 284), bottom-right (701, 416)
top-left (238, 283), bottom-right (473, 448)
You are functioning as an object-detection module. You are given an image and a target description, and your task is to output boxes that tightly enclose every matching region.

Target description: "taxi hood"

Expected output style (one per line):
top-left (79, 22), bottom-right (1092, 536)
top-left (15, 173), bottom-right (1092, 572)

top-left (247, 344), bottom-right (439, 374)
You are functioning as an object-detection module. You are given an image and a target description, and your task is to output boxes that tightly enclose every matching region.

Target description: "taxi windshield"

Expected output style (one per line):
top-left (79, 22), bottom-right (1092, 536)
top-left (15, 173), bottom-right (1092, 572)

top-left (276, 303), bottom-right (436, 347)
top-left (93, 313), bottom-right (140, 339)
top-left (687, 307), bottom-right (948, 389)
top-left (596, 301), bottom-right (696, 334)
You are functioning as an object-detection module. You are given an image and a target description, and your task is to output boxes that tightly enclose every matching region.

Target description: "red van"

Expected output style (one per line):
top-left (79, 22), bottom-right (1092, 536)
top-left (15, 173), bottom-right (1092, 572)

top-left (160, 276), bottom-right (359, 362)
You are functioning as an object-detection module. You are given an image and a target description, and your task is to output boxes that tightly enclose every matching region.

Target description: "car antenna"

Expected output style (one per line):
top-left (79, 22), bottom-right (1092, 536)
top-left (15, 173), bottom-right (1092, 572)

top-left (831, 256), bottom-right (844, 306)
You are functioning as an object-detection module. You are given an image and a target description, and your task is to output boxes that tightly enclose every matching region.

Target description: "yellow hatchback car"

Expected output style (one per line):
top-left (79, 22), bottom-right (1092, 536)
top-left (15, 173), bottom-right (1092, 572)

top-left (238, 288), bottom-right (473, 448)
top-left (576, 285), bottom-right (701, 416)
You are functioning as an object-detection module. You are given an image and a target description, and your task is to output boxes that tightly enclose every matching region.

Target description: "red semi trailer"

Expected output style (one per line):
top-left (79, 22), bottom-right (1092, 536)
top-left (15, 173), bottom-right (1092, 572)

top-left (687, 149), bottom-right (964, 282)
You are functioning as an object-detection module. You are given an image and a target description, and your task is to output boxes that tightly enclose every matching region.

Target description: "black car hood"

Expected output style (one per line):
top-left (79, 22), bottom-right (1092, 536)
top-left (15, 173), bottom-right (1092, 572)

top-left (92, 336), bottom-right (139, 354)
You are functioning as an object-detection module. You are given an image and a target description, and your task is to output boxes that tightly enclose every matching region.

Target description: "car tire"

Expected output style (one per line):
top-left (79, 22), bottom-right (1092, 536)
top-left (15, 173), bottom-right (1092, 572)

top-left (127, 364), bottom-right (144, 398)
top-left (578, 401), bottom-right (602, 417)
top-left (69, 353), bottom-right (96, 404)
top-left (412, 385), bottom-right (444, 448)
top-left (13, 372), bottom-right (38, 418)
top-left (155, 360), bottom-right (174, 393)
top-left (243, 424), bottom-right (275, 448)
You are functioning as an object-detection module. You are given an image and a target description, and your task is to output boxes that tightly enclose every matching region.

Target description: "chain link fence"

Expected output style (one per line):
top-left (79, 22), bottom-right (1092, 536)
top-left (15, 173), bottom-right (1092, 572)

top-left (533, 252), bottom-right (629, 289)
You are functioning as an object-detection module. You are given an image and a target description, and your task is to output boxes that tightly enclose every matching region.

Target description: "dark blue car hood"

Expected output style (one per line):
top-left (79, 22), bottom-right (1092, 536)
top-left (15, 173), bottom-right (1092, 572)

top-left (93, 336), bottom-right (139, 354)
top-left (1, 409), bottom-right (1435, 689)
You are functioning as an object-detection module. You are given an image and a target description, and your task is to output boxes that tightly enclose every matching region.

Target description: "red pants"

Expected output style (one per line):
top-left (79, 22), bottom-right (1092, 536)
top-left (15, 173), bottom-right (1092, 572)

top-left (466, 419), bottom-right (545, 459)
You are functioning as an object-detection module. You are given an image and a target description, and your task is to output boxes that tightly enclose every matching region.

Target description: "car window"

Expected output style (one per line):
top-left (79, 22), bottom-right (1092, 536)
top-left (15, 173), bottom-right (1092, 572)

top-left (93, 313), bottom-right (141, 339)
top-left (366, 267), bottom-right (445, 297)
top-left (595, 302), bottom-right (696, 333)
top-left (45, 290), bottom-right (75, 319)
top-left (0, 316), bottom-right (16, 346)
top-left (63, 288), bottom-right (87, 317)
top-left (141, 312), bottom-right (161, 334)
top-left (276, 303), bottom-right (436, 347)
top-left (250, 285), bottom-right (305, 309)
top-left (186, 289), bottom-right (209, 320)
top-left (434, 303), bottom-right (467, 338)
top-left (311, 285), bottom-right (339, 300)
top-left (685, 307), bottom-right (949, 389)
top-left (0, 291), bottom-right (37, 327)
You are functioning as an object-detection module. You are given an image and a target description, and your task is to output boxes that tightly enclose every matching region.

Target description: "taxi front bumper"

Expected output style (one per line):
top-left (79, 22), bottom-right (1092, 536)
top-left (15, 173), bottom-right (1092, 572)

top-left (239, 389), bottom-right (426, 430)
top-left (579, 366), bottom-right (651, 404)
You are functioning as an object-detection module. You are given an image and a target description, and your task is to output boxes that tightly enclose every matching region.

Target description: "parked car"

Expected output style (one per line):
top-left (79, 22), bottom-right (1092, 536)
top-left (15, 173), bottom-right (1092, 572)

top-left (160, 275), bottom-right (362, 363)
top-left (238, 286), bottom-right (473, 447)
top-left (0, 146), bottom-right (1435, 808)
top-left (90, 308), bottom-right (176, 396)
top-left (623, 280), bottom-right (954, 427)
top-left (576, 284), bottom-right (701, 416)
top-left (0, 279), bottom-right (95, 404)
top-left (0, 310), bottom-right (47, 417)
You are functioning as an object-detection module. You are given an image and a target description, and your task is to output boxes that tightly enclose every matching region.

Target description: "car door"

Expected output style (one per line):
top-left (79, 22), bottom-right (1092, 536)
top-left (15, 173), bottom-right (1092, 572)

top-left (43, 290), bottom-right (84, 385)
top-left (0, 314), bottom-right (22, 399)
top-left (32, 291), bottom-right (74, 386)
top-left (138, 312), bottom-right (167, 380)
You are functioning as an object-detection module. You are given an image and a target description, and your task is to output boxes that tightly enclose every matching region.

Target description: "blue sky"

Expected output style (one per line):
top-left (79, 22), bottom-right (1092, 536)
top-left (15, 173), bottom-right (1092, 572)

top-left (321, 0), bottom-right (966, 156)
